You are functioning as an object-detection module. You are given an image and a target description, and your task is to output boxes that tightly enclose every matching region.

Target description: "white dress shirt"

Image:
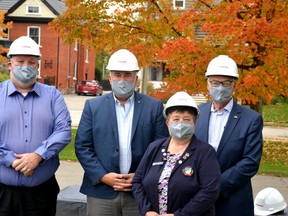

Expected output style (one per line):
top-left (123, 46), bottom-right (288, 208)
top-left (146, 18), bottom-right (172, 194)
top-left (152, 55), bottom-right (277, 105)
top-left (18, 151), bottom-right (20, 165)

top-left (114, 93), bottom-right (134, 174)
top-left (208, 99), bottom-right (233, 151)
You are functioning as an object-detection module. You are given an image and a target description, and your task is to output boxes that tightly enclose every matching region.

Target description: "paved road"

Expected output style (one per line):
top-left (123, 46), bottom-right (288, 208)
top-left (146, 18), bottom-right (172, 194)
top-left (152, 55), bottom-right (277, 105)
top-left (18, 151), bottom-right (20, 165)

top-left (57, 94), bottom-right (288, 201)
top-left (64, 94), bottom-right (288, 140)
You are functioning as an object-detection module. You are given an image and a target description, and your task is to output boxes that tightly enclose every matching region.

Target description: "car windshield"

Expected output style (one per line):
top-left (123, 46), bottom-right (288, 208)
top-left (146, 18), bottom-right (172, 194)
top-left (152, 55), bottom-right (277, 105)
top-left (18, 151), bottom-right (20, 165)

top-left (82, 81), bottom-right (95, 85)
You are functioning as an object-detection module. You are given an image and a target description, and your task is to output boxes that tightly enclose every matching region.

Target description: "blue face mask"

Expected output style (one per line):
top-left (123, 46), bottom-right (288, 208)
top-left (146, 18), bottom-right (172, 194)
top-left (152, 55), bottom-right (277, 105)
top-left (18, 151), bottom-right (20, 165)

top-left (209, 85), bottom-right (233, 104)
top-left (12, 64), bottom-right (38, 83)
top-left (169, 122), bottom-right (194, 140)
top-left (112, 79), bottom-right (135, 98)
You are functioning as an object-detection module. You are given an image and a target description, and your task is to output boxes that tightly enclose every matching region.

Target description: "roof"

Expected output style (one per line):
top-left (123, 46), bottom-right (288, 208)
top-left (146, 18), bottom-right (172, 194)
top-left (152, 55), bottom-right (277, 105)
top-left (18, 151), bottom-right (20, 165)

top-left (45, 0), bottom-right (67, 15)
top-left (0, 0), bottom-right (67, 15)
top-left (0, 0), bottom-right (18, 11)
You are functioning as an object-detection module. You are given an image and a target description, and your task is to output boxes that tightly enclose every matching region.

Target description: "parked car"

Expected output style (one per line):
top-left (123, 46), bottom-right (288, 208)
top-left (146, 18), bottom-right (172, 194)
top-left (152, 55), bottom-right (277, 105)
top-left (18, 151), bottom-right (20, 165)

top-left (77, 80), bottom-right (103, 96)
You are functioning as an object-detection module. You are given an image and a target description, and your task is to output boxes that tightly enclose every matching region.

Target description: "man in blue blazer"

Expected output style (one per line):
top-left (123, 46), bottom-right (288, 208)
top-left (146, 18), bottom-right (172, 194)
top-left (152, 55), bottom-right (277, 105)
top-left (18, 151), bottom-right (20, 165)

top-left (75, 49), bottom-right (169, 216)
top-left (195, 55), bottom-right (263, 216)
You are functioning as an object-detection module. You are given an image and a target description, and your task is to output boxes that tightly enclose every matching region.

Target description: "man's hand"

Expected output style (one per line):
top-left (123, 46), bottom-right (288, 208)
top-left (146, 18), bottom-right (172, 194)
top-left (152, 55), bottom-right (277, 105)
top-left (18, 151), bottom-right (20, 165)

top-left (11, 153), bottom-right (42, 176)
top-left (145, 211), bottom-right (159, 216)
top-left (100, 173), bottom-right (135, 191)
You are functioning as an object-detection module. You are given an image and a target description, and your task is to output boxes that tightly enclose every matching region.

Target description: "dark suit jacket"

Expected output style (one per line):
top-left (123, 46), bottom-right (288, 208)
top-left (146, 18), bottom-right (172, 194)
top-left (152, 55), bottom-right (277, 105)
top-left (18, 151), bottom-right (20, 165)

top-left (195, 101), bottom-right (263, 216)
top-left (133, 136), bottom-right (221, 216)
top-left (75, 91), bottom-right (169, 199)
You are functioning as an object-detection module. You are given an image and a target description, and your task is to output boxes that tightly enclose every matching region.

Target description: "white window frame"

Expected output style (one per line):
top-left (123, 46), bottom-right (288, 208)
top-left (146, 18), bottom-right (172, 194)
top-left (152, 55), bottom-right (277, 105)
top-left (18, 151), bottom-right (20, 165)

top-left (28, 26), bottom-right (40, 45)
top-left (173, 0), bottom-right (185, 10)
top-left (74, 40), bottom-right (78, 51)
top-left (26, 5), bottom-right (41, 15)
top-left (85, 48), bottom-right (89, 63)
top-left (74, 62), bottom-right (77, 79)
top-left (27, 26), bottom-right (41, 77)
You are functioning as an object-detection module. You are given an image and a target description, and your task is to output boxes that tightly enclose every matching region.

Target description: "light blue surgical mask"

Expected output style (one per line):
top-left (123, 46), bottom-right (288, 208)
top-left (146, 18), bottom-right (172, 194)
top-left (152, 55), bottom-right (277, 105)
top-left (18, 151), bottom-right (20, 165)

top-left (169, 122), bottom-right (194, 140)
top-left (12, 64), bottom-right (38, 83)
top-left (112, 79), bottom-right (135, 98)
top-left (209, 85), bottom-right (233, 104)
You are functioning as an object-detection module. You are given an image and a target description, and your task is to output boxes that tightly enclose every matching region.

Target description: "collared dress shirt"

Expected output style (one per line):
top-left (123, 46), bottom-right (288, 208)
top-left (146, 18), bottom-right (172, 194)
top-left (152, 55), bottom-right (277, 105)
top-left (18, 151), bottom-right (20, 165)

top-left (114, 93), bottom-right (134, 174)
top-left (0, 80), bottom-right (71, 187)
top-left (208, 99), bottom-right (233, 151)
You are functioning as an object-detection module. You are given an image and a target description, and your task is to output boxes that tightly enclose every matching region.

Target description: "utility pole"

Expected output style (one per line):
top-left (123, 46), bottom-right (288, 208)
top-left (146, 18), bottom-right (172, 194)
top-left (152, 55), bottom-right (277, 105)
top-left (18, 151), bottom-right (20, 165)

top-left (140, 66), bottom-right (148, 94)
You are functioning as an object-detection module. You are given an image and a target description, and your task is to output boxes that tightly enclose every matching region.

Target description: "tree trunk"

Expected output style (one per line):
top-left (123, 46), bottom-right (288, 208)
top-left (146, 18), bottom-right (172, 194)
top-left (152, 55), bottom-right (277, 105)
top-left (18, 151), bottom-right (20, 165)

top-left (250, 100), bottom-right (263, 114)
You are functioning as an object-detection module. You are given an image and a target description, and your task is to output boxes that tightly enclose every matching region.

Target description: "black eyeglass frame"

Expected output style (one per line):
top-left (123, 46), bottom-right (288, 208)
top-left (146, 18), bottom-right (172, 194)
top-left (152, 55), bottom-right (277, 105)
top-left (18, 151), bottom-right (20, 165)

top-left (209, 80), bottom-right (235, 88)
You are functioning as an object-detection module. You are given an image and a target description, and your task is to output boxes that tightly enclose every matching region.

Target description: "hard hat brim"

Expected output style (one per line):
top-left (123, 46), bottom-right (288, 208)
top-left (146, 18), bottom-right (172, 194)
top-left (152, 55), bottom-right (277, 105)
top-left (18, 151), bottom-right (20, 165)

top-left (254, 202), bottom-right (287, 216)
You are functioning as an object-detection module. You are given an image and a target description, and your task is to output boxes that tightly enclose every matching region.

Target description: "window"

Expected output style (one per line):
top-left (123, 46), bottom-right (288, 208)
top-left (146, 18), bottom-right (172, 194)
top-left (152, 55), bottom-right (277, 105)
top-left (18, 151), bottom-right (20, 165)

top-left (27, 27), bottom-right (41, 77)
top-left (173, 0), bottom-right (185, 9)
top-left (26, 5), bottom-right (40, 14)
top-left (85, 48), bottom-right (89, 63)
top-left (74, 62), bottom-right (77, 79)
top-left (74, 40), bottom-right (78, 51)
top-left (28, 26), bottom-right (40, 44)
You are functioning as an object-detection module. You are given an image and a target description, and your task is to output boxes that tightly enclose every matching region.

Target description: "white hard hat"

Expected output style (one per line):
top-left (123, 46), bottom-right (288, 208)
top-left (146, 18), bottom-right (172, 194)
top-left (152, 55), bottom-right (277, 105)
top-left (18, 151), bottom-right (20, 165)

top-left (163, 91), bottom-right (200, 118)
top-left (106, 49), bottom-right (139, 71)
top-left (7, 36), bottom-right (41, 59)
top-left (254, 187), bottom-right (287, 216)
top-left (205, 55), bottom-right (239, 79)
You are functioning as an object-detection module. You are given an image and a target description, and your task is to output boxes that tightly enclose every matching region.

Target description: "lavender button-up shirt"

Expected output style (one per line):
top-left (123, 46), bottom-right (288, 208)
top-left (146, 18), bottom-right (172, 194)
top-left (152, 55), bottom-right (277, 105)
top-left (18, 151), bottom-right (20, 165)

top-left (0, 80), bottom-right (71, 187)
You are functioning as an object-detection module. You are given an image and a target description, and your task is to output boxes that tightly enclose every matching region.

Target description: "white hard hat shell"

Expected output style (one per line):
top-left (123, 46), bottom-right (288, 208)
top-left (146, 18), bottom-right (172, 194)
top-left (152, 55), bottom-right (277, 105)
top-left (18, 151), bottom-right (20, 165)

top-left (163, 91), bottom-right (200, 118)
top-left (7, 36), bottom-right (42, 59)
top-left (205, 55), bottom-right (239, 78)
top-left (254, 187), bottom-right (287, 216)
top-left (106, 49), bottom-right (139, 72)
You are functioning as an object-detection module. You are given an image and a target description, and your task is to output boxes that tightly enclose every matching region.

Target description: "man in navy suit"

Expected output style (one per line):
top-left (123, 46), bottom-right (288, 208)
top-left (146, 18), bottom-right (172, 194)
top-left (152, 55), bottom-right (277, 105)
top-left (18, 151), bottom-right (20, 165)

top-left (195, 55), bottom-right (263, 216)
top-left (75, 49), bottom-right (169, 216)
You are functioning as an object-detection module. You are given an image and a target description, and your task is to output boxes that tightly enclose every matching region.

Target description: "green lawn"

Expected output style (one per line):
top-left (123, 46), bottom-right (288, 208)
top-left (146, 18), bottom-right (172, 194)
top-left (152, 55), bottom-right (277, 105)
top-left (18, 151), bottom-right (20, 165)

top-left (59, 103), bottom-right (288, 176)
top-left (262, 103), bottom-right (288, 127)
top-left (59, 129), bottom-right (78, 161)
top-left (258, 139), bottom-right (288, 176)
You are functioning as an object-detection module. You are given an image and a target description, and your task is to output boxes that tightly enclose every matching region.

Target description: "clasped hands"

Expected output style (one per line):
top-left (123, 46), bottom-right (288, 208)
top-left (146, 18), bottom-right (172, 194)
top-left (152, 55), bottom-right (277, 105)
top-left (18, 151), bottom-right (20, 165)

top-left (11, 152), bottom-right (42, 176)
top-left (146, 212), bottom-right (174, 216)
top-left (100, 172), bottom-right (135, 192)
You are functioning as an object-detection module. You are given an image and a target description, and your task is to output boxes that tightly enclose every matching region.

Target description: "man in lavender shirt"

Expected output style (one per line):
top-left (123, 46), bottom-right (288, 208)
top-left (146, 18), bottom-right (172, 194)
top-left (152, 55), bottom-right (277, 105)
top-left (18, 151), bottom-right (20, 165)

top-left (0, 36), bottom-right (71, 216)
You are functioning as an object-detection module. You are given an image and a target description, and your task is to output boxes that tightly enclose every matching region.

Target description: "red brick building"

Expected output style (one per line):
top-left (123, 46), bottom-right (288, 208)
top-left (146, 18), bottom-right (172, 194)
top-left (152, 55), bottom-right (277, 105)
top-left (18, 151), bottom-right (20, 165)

top-left (0, 0), bottom-right (96, 93)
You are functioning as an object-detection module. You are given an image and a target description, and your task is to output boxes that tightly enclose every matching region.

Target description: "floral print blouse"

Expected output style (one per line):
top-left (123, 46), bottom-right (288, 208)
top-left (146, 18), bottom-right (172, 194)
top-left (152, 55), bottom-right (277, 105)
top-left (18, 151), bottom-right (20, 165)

top-left (158, 151), bottom-right (182, 215)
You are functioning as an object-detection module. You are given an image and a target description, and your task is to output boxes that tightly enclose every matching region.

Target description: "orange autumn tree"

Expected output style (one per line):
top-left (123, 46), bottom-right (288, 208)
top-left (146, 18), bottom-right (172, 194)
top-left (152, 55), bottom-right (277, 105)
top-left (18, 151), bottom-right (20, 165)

top-left (199, 0), bottom-right (288, 112)
top-left (50, 0), bottom-right (288, 112)
top-left (0, 11), bottom-right (12, 63)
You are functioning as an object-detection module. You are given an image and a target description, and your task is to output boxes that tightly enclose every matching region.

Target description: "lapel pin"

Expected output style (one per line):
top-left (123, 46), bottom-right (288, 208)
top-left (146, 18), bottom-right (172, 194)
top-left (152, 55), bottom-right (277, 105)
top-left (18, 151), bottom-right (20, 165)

top-left (183, 153), bottom-right (190, 160)
top-left (152, 162), bottom-right (164, 166)
top-left (182, 166), bottom-right (194, 176)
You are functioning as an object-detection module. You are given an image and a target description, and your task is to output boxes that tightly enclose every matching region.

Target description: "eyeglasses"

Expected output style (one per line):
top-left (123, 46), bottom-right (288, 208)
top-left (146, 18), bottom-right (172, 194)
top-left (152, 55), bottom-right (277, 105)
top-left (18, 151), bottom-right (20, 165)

top-left (209, 80), bottom-right (235, 88)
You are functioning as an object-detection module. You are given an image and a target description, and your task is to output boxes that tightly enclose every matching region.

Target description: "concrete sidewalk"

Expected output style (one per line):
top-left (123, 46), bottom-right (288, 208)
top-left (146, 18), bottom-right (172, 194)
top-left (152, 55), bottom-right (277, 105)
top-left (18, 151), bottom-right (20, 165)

top-left (59, 94), bottom-right (288, 201)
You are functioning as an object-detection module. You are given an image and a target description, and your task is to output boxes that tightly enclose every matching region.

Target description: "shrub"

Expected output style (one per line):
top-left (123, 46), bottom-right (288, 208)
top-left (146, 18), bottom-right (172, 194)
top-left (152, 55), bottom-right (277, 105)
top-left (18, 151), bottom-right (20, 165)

top-left (0, 72), bottom-right (9, 82)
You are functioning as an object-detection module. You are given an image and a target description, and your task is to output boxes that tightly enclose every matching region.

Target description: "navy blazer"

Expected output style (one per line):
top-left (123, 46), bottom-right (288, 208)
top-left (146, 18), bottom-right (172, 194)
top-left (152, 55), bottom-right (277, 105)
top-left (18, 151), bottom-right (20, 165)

top-left (75, 91), bottom-right (169, 199)
top-left (133, 136), bottom-right (221, 216)
top-left (195, 101), bottom-right (263, 216)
